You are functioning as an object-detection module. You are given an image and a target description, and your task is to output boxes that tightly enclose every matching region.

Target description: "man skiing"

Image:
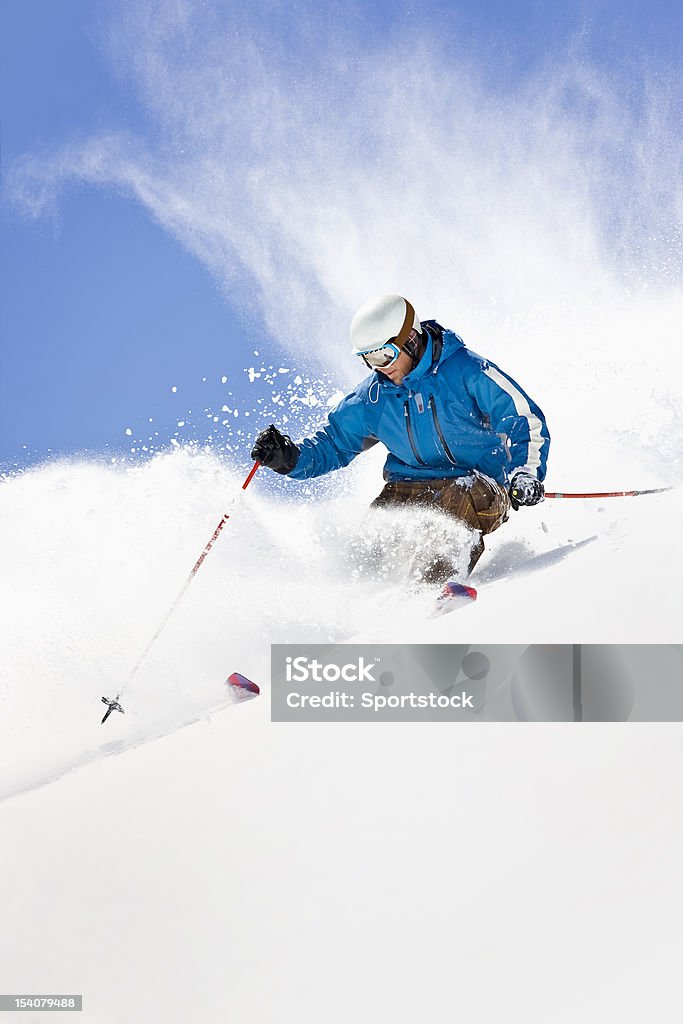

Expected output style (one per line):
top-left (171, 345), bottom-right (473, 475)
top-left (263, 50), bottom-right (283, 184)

top-left (251, 294), bottom-right (550, 581)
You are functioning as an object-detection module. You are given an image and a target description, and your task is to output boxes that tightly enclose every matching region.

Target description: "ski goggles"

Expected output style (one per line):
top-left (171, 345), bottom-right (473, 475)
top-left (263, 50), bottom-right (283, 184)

top-left (357, 341), bottom-right (401, 369)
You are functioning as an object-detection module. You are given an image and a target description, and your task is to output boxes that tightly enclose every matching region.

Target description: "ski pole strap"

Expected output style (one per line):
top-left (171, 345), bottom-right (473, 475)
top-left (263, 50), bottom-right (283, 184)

top-left (545, 487), bottom-right (671, 499)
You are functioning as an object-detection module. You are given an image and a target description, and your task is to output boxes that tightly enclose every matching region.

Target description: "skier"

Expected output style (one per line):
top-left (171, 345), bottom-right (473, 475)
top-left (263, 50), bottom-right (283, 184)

top-left (251, 294), bottom-right (550, 581)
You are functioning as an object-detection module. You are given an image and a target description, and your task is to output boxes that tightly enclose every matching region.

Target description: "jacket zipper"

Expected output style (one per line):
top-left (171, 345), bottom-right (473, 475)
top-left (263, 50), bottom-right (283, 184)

top-left (403, 400), bottom-right (427, 466)
top-left (428, 395), bottom-right (458, 465)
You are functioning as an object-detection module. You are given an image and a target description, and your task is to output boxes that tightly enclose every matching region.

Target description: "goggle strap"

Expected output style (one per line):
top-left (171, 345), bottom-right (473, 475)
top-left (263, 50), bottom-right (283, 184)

top-left (394, 300), bottom-right (416, 351)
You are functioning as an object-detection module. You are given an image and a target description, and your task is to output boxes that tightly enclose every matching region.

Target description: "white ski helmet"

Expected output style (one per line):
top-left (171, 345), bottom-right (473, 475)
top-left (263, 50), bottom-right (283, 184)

top-left (350, 294), bottom-right (422, 356)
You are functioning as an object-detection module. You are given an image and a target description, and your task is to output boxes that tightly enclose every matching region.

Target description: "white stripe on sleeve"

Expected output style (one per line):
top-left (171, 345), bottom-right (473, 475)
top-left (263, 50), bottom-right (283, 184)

top-left (483, 366), bottom-right (545, 474)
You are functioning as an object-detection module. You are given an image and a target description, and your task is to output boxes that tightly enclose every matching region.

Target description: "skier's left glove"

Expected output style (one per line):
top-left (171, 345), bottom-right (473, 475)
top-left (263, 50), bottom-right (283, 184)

top-left (251, 424), bottom-right (300, 475)
top-left (509, 471), bottom-right (544, 510)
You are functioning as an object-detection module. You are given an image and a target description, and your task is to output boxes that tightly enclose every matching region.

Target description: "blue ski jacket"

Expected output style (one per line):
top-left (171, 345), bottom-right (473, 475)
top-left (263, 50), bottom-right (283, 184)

top-left (289, 322), bottom-right (550, 485)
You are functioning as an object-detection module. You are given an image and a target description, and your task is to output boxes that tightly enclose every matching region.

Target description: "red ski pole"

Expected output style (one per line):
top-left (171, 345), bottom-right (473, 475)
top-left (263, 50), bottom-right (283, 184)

top-left (185, 459), bottom-right (260, 580)
top-left (545, 486), bottom-right (672, 499)
top-left (112, 462), bottom-right (260, 704)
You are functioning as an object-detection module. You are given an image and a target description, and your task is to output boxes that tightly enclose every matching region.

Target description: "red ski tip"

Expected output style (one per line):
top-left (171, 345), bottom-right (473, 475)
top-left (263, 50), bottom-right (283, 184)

top-left (430, 581), bottom-right (478, 619)
top-left (441, 582), bottom-right (478, 602)
top-left (227, 672), bottom-right (261, 700)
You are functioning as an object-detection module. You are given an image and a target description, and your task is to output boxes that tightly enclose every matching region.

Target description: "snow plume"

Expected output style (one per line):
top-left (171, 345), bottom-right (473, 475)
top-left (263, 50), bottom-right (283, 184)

top-left (0, 446), bottom-right (434, 790)
top-left (2, 443), bottom-right (683, 797)
top-left (8, 0), bottom-right (683, 475)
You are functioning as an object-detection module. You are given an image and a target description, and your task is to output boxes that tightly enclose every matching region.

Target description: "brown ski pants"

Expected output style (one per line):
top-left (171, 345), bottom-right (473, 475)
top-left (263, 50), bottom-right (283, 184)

top-left (371, 472), bottom-right (510, 580)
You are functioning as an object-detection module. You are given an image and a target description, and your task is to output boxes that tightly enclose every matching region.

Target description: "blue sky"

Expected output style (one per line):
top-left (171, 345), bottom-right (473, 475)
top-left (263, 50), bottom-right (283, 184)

top-left (2, 0), bottom-right (264, 468)
top-left (1, 0), bottom-right (681, 470)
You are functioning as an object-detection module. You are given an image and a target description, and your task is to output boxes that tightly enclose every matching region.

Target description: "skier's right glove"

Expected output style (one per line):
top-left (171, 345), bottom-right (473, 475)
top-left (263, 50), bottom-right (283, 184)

top-left (509, 471), bottom-right (544, 510)
top-left (251, 424), bottom-right (300, 475)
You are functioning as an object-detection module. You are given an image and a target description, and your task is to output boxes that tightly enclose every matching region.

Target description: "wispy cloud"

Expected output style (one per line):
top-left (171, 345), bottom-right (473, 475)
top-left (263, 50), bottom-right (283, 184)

top-left (9, 0), bottom-right (683, 405)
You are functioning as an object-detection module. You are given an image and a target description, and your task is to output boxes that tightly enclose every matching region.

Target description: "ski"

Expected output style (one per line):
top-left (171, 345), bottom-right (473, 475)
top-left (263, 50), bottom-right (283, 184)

top-left (99, 673), bottom-right (259, 724)
top-left (227, 672), bottom-right (261, 701)
top-left (431, 582), bottom-right (478, 617)
top-left (430, 535), bottom-right (598, 618)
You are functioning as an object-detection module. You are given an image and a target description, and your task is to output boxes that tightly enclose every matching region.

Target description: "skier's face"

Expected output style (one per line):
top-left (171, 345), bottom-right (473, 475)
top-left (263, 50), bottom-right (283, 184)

top-left (376, 348), bottom-right (414, 385)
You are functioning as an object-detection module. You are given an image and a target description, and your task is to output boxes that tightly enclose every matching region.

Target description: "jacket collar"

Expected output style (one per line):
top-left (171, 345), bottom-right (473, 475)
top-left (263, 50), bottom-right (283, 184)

top-left (401, 333), bottom-right (436, 389)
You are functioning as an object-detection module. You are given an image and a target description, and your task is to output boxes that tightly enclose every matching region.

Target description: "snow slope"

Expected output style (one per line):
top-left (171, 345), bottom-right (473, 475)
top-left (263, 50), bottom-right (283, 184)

top-left (1, 448), bottom-right (682, 1022)
top-left (2, 448), bottom-right (680, 797)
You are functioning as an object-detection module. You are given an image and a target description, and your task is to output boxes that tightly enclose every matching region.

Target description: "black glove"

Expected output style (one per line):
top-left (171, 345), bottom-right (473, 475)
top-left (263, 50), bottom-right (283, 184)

top-left (509, 471), bottom-right (544, 510)
top-left (250, 424), bottom-right (300, 475)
